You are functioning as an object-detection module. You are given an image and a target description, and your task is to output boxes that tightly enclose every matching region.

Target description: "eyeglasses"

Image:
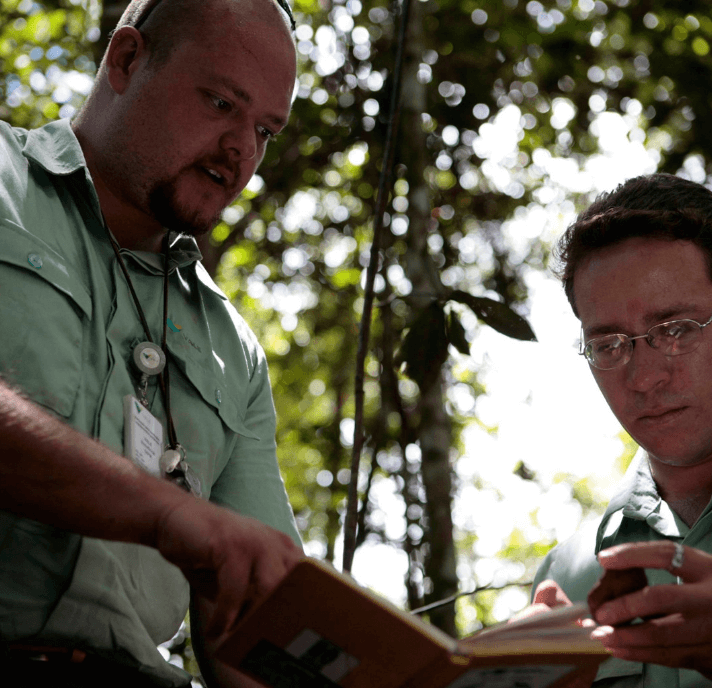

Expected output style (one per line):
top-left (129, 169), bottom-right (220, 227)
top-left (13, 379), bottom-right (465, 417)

top-left (133, 0), bottom-right (296, 33)
top-left (580, 314), bottom-right (712, 370)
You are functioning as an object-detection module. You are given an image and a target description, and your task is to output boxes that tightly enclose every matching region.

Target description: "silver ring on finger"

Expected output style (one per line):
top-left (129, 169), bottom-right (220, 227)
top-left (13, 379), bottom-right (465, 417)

top-left (669, 542), bottom-right (684, 573)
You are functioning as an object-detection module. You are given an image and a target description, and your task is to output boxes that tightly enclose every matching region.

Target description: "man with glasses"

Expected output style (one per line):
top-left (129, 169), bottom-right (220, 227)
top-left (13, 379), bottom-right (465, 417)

top-left (0, 0), bottom-right (301, 686)
top-left (530, 173), bottom-right (712, 687)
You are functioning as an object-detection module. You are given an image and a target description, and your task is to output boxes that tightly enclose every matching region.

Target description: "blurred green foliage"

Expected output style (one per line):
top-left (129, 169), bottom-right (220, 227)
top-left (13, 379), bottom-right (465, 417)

top-left (0, 0), bottom-right (98, 127)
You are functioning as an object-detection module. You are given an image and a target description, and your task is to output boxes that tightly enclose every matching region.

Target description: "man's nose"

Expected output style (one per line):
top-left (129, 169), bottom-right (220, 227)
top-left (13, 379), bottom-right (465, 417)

top-left (220, 125), bottom-right (257, 161)
top-left (624, 338), bottom-right (671, 392)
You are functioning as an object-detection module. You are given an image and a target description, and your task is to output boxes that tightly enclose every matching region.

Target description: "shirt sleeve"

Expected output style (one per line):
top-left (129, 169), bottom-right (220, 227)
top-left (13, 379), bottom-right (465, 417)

top-left (208, 343), bottom-right (301, 547)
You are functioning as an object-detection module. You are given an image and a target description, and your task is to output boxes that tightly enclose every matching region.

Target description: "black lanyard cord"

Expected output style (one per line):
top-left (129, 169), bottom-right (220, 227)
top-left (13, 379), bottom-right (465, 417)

top-left (105, 227), bottom-right (154, 344)
top-left (161, 233), bottom-right (178, 449)
top-left (103, 223), bottom-right (179, 450)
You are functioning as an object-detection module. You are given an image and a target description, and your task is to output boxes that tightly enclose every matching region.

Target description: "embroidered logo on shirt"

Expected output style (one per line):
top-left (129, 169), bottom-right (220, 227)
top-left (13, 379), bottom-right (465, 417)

top-left (167, 317), bottom-right (202, 354)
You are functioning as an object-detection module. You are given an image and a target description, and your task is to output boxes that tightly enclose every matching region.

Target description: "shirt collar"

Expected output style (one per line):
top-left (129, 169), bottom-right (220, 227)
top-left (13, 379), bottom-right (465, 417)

top-left (22, 119), bottom-right (203, 270)
top-left (596, 449), bottom-right (689, 550)
top-left (598, 450), bottom-right (651, 524)
top-left (125, 233), bottom-right (204, 274)
top-left (22, 118), bottom-right (87, 175)
top-left (618, 450), bottom-right (660, 520)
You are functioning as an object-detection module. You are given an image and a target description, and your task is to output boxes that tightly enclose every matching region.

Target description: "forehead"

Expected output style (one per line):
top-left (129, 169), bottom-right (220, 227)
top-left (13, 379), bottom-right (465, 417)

top-left (170, 12), bottom-right (296, 104)
top-left (574, 237), bottom-right (712, 334)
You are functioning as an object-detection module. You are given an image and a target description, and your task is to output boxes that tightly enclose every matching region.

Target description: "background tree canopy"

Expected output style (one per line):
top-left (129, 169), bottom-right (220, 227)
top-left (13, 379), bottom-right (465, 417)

top-left (2, 0), bottom-right (712, 676)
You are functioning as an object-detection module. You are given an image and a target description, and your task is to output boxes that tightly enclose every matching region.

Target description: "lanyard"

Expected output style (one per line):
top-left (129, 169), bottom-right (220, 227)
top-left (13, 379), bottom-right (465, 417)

top-left (104, 225), bottom-right (200, 496)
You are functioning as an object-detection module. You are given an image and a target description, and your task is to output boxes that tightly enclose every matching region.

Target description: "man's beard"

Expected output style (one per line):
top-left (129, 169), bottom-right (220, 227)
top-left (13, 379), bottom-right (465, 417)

top-left (148, 177), bottom-right (223, 237)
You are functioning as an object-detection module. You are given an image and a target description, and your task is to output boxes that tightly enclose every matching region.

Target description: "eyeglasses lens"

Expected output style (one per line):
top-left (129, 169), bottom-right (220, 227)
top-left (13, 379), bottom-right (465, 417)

top-left (648, 320), bottom-right (701, 355)
top-left (585, 335), bottom-right (630, 369)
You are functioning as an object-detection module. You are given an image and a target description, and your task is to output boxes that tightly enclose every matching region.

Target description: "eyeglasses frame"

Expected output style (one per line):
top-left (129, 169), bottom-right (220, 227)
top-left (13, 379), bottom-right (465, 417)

top-left (579, 313), bottom-right (712, 370)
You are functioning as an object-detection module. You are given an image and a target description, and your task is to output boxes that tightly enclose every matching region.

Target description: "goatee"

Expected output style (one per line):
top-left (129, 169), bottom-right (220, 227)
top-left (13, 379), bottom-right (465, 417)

top-left (148, 179), bottom-right (222, 237)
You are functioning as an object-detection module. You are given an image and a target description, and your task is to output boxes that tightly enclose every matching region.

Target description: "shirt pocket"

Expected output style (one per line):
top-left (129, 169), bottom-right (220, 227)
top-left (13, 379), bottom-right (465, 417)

top-left (0, 220), bottom-right (92, 417)
top-left (165, 346), bottom-right (260, 493)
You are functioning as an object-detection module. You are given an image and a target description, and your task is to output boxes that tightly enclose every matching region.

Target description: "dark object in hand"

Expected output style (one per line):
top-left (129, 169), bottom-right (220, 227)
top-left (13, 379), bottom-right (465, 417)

top-left (588, 567), bottom-right (648, 621)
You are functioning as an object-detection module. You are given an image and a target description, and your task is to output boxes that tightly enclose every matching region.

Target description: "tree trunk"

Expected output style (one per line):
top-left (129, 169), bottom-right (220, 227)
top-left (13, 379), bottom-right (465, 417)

top-left (398, 0), bottom-right (458, 636)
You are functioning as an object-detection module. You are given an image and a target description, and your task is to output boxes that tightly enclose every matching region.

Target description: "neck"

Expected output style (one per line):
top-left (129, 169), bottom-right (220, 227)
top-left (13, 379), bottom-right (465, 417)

top-left (72, 122), bottom-right (166, 253)
top-left (648, 455), bottom-right (712, 527)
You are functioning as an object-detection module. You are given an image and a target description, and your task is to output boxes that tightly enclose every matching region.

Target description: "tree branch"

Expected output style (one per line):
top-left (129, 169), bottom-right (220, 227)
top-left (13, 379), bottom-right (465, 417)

top-left (342, 0), bottom-right (413, 573)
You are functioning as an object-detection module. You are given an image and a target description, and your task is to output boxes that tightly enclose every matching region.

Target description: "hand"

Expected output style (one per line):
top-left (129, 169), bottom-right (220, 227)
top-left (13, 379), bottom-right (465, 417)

top-left (511, 581), bottom-right (598, 688)
top-left (513, 579), bottom-right (595, 621)
top-left (591, 541), bottom-right (712, 679)
top-left (588, 565), bottom-right (648, 616)
top-left (531, 579), bottom-right (579, 615)
top-left (154, 496), bottom-right (303, 640)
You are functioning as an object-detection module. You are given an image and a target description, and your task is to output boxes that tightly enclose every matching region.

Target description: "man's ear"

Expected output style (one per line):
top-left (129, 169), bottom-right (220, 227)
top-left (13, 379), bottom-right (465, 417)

top-left (105, 26), bottom-right (149, 95)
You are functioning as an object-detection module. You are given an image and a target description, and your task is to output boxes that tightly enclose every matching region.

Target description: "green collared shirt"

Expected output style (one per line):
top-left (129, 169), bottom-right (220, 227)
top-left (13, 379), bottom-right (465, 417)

top-left (0, 118), bottom-right (300, 686)
top-left (534, 451), bottom-right (712, 688)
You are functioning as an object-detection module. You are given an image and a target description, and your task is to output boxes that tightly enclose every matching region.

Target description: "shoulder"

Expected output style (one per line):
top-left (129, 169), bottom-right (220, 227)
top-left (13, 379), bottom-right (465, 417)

top-left (0, 119), bottom-right (87, 234)
top-left (533, 519), bottom-right (603, 603)
top-left (0, 121), bottom-right (31, 207)
top-left (0, 119), bottom-right (28, 153)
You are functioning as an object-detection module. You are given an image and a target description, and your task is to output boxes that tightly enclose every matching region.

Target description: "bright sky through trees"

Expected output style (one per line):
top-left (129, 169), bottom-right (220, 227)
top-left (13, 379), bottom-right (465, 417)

top-left (347, 108), bottom-right (658, 617)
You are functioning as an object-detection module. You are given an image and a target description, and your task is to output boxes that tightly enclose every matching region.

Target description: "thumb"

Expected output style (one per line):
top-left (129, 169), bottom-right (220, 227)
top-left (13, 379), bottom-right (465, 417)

top-left (533, 579), bottom-right (572, 608)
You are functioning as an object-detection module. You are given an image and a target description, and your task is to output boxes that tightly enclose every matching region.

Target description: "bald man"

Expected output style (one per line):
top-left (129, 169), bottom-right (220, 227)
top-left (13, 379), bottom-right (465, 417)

top-left (0, 1), bottom-right (302, 686)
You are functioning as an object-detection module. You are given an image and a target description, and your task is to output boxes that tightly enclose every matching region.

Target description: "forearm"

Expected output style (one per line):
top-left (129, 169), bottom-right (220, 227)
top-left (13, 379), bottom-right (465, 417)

top-left (0, 379), bottom-right (187, 548)
top-left (0, 378), bottom-right (304, 643)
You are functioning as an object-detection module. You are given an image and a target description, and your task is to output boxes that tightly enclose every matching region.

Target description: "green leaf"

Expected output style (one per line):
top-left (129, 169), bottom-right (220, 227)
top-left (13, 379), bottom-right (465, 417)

top-left (446, 311), bottom-right (470, 355)
top-left (396, 301), bottom-right (449, 391)
top-left (448, 291), bottom-right (537, 342)
top-left (513, 461), bottom-right (536, 481)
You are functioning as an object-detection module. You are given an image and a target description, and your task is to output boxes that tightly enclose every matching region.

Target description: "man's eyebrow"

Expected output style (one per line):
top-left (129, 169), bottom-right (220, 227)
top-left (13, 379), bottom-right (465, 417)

top-left (212, 76), bottom-right (289, 128)
top-left (584, 304), bottom-right (704, 338)
top-left (223, 80), bottom-right (251, 105)
top-left (645, 304), bottom-right (705, 326)
top-left (584, 322), bottom-right (628, 339)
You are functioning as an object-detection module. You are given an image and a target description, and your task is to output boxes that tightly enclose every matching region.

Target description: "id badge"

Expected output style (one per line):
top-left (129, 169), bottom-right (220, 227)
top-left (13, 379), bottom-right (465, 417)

top-left (123, 394), bottom-right (163, 476)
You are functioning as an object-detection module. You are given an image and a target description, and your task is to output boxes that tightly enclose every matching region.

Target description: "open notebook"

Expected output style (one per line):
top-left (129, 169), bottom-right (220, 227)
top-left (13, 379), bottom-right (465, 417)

top-left (217, 557), bottom-right (609, 688)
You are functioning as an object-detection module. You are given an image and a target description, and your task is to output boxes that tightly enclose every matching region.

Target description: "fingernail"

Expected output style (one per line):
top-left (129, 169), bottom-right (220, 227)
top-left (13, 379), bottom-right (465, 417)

top-left (591, 626), bottom-right (613, 640)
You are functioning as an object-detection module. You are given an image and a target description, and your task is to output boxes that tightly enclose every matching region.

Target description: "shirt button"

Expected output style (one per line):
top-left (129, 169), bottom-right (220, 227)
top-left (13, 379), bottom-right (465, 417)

top-left (215, 389), bottom-right (222, 404)
top-left (27, 253), bottom-right (43, 269)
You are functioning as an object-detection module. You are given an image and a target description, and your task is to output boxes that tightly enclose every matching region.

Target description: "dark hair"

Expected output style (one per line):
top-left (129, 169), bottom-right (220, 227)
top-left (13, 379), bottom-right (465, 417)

top-left (556, 173), bottom-right (712, 316)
